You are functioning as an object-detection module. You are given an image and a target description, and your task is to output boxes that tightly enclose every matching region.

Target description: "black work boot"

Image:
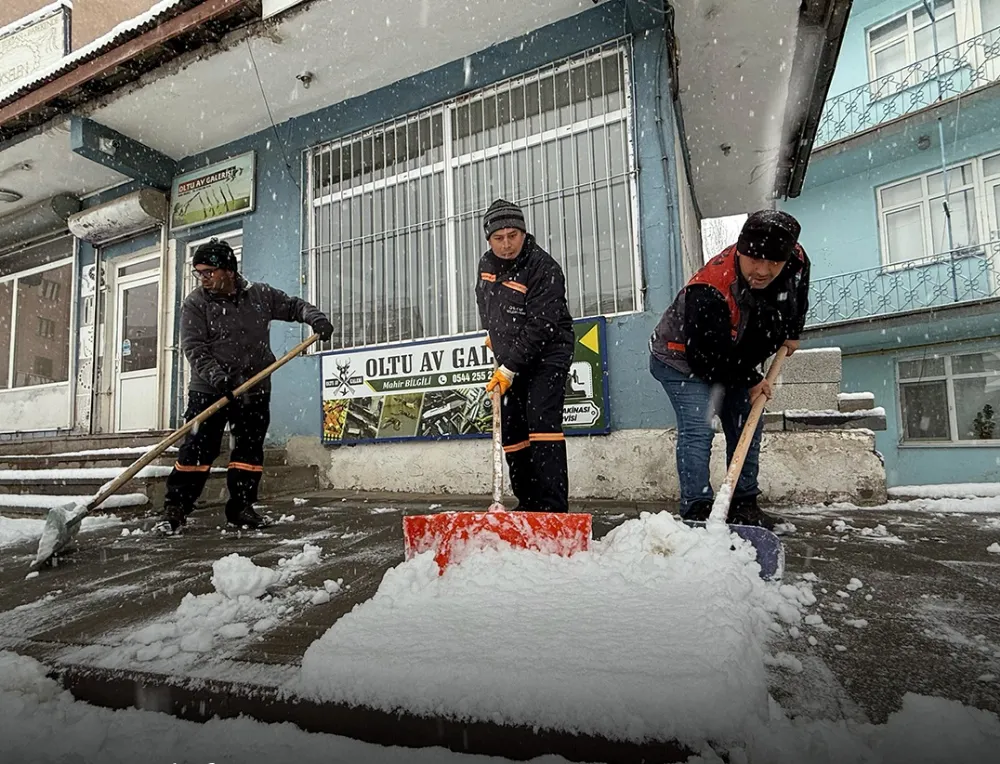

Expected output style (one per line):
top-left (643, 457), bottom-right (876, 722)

top-left (728, 496), bottom-right (778, 531)
top-left (226, 506), bottom-right (274, 530)
top-left (682, 499), bottom-right (713, 522)
top-left (151, 504), bottom-right (189, 536)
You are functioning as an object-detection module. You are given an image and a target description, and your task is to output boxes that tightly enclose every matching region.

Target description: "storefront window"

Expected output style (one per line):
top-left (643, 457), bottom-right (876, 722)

top-left (0, 260), bottom-right (73, 389)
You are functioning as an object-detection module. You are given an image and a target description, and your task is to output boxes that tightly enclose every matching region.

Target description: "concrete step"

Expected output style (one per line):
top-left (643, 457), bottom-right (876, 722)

top-left (0, 464), bottom-right (319, 510)
top-left (0, 447), bottom-right (287, 471)
top-left (0, 431), bottom-right (173, 456)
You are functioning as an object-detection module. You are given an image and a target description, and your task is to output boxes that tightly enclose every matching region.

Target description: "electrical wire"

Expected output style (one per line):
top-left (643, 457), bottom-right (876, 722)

top-left (246, 37), bottom-right (299, 193)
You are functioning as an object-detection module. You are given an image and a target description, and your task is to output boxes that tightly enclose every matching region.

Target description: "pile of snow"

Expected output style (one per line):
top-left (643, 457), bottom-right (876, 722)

top-left (0, 513), bottom-right (122, 548)
top-left (828, 519), bottom-right (905, 545)
top-left (76, 545), bottom-right (331, 666)
top-left (297, 511), bottom-right (807, 746)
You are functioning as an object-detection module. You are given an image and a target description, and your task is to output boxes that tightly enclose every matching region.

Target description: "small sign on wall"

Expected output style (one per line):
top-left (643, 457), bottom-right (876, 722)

top-left (169, 151), bottom-right (255, 231)
top-left (0, 3), bottom-right (70, 93)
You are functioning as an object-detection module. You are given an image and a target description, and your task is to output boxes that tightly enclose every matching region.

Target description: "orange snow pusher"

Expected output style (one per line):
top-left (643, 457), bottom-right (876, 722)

top-left (402, 388), bottom-right (592, 572)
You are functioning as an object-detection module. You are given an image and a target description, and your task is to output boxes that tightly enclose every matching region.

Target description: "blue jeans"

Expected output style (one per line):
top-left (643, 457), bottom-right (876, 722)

top-left (649, 354), bottom-right (762, 517)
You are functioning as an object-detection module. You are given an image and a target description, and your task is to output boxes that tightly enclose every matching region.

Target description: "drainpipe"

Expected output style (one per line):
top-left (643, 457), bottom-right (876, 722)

top-left (88, 246), bottom-right (104, 435)
top-left (923, 0), bottom-right (958, 302)
top-left (155, 223), bottom-right (170, 430)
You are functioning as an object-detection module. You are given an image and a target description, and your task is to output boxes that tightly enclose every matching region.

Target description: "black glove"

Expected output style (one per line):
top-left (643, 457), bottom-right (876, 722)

top-left (313, 317), bottom-right (334, 342)
top-left (213, 375), bottom-right (236, 402)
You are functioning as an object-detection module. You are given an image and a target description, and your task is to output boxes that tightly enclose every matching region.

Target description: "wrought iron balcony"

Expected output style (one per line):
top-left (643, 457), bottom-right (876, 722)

top-left (816, 28), bottom-right (1000, 147)
top-left (806, 240), bottom-right (1000, 326)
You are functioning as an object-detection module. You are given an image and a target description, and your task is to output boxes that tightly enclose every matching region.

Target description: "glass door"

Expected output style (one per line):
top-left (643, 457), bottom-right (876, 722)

top-left (113, 271), bottom-right (159, 431)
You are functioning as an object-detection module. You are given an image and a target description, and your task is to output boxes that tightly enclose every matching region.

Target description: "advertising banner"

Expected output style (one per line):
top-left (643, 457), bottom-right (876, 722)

top-left (170, 151), bottom-right (255, 230)
top-left (320, 317), bottom-right (610, 444)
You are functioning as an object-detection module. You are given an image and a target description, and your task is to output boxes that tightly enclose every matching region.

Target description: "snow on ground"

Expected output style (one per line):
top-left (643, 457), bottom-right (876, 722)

top-left (0, 466), bottom-right (222, 481)
top-left (296, 511), bottom-right (805, 747)
top-left (889, 483), bottom-right (1000, 499)
top-left (2, 501), bottom-right (1000, 762)
top-left (0, 513), bottom-right (122, 548)
top-left (826, 518), bottom-right (906, 545)
top-left (0, 651), bottom-right (561, 764)
top-left (58, 545), bottom-right (332, 669)
top-left (786, 495), bottom-right (1000, 516)
top-left (0, 494), bottom-right (147, 510)
top-left (0, 446), bottom-right (178, 458)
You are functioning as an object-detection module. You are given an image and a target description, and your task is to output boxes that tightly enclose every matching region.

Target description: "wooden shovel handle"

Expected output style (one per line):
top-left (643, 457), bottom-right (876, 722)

top-left (719, 345), bottom-right (790, 497)
top-left (491, 387), bottom-right (504, 506)
top-left (73, 334), bottom-right (321, 524)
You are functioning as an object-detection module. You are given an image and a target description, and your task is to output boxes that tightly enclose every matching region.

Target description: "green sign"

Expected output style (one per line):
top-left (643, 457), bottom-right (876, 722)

top-left (170, 151), bottom-right (255, 230)
top-left (319, 317), bottom-right (610, 444)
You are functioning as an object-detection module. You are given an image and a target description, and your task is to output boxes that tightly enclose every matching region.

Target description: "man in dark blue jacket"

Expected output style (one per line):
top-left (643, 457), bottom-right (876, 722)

top-left (153, 239), bottom-right (333, 535)
top-left (476, 199), bottom-right (575, 513)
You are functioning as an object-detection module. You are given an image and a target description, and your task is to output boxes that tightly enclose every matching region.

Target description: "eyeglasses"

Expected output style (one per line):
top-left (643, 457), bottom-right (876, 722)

top-left (192, 267), bottom-right (219, 279)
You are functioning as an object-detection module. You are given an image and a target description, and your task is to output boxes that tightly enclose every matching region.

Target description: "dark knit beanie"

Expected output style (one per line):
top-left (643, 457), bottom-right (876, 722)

top-left (192, 238), bottom-right (238, 272)
top-left (483, 198), bottom-right (526, 239)
top-left (736, 210), bottom-right (801, 262)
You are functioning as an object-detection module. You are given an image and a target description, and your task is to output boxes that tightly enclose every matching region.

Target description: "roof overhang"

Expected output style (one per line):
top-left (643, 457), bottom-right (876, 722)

top-left (0, 0), bottom-right (594, 221)
top-left (672, 0), bottom-right (852, 217)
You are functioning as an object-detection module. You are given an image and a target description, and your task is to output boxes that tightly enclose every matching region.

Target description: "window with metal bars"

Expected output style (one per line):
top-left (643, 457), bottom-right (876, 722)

top-left (303, 40), bottom-right (641, 351)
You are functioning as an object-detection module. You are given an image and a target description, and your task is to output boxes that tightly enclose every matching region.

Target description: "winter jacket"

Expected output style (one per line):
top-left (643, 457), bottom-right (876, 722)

top-left (649, 244), bottom-right (810, 387)
top-left (181, 275), bottom-right (328, 395)
top-left (475, 234), bottom-right (574, 374)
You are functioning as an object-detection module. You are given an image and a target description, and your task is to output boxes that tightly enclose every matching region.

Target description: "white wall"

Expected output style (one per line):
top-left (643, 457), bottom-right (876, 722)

top-left (287, 428), bottom-right (886, 506)
top-left (0, 382), bottom-right (71, 432)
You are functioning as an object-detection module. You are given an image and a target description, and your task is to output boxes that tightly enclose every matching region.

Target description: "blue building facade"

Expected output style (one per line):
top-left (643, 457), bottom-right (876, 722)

top-left (783, 0), bottom-right (1000, 485)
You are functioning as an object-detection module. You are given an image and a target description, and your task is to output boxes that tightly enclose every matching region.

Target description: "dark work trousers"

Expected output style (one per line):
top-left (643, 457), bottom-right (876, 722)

top-left (500, 355), bottom-right (571, 513)
top-left (164, 391), bottom-right (271, 521)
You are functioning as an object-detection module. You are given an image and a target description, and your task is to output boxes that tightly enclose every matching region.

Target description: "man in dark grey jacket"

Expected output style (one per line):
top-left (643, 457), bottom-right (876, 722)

top-left (153, 239), bottom-right (333, 534)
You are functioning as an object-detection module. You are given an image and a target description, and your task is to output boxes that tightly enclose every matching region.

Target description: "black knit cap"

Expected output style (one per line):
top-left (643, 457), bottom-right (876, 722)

top-left (736, 210), bottom-right (801, 262)
top-left (192, 238), bottom-right (238, 272)
top-left (483, 198), bottom-right (526, 239)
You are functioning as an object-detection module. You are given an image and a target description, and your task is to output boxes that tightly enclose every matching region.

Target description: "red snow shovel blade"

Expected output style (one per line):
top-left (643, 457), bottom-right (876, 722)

top-left (403, 511), bottom-right (592, 572)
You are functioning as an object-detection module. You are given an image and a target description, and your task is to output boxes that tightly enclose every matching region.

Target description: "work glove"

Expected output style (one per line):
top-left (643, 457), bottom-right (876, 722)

top-left (484, 333), bottom-right (492, 350)
top-left (213, 375), bottom-right (237, 402)
top-left (485, 365), bottom-right (515, 397)
top-left (313, 318), bottom-right (335, 342)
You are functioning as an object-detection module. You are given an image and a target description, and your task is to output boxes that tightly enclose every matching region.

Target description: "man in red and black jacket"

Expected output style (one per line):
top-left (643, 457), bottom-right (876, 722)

top-left (649, 210), bottom-right (810, 529)
top-left (476, 199), bottom-right (575, 513)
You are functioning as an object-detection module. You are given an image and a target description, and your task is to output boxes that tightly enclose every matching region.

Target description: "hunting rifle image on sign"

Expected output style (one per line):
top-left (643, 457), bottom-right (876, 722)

top-left (319, 317), bottom-right (609, 444)
top-left (170, 151), bottom-right (256, 230)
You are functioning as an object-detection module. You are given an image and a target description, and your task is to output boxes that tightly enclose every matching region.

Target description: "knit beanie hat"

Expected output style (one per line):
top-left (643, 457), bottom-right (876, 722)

top-left (483, 198), bottom-right (526, 239)
top-left (736, 210), bottom-right (801, 262)
top-left (192, 238), bottom-right (238, 272)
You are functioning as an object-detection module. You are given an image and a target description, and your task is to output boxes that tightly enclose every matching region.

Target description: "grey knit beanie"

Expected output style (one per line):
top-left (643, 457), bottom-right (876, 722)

top-left (483, 198), bottom-right (526, 239)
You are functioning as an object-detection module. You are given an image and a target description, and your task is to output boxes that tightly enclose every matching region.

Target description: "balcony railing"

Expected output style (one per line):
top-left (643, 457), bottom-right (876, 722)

top-left (816, 28), bottom-right (1000, 147)
top-left (806, 240), bottom-right (1000, 326)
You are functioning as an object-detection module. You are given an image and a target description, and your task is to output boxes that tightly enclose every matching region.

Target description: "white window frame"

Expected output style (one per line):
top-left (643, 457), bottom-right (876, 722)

top-left (875, 150), bottom-right (1000, 265)
top-left (302, 39), bottom-right (642, 353)
top-left (866, 1), bottom-right (963, 86)
top-left (897, 348), bottom-right (1000, 444)
top-left (0, 255), bottom-right (75, 391)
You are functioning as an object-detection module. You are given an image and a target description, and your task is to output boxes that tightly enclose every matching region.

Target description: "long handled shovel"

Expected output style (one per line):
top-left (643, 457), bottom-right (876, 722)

top-left (30, 334), bottom-right (321, 571)
top-left (402, 386), bottom-right (592, 573)
top-left (699, 346), bottom-right (789, 580)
